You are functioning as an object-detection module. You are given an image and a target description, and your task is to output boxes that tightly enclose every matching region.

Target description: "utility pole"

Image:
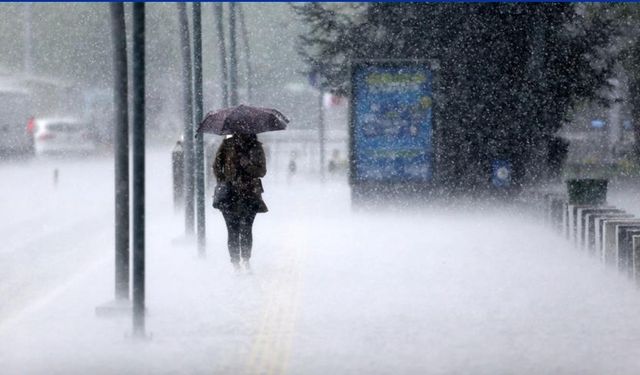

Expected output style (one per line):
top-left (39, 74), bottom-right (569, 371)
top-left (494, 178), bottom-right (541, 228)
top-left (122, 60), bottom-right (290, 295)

top-left (110, 3), bottom-right (130, 302)
top-left (178, 3), bottom-right (195, 236)
top-left (213, 3), bottom-right (229, 108)
top-left (193, 2), bottom-right (206, 257)
top-left (131, 1), bottom-right (146, 338)
top-left (228, 2), bottom-right (239, 106)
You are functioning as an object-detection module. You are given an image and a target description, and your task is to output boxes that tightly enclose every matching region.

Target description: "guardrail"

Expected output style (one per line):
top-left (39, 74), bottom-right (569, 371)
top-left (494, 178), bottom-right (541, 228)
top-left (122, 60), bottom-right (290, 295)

top-left (540, 189), bottom-right (640, 286)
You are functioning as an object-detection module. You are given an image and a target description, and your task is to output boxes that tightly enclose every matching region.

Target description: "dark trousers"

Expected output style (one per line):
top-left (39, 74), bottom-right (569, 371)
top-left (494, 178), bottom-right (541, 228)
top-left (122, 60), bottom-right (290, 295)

top-left (222, 211), bottom-right (257, 262)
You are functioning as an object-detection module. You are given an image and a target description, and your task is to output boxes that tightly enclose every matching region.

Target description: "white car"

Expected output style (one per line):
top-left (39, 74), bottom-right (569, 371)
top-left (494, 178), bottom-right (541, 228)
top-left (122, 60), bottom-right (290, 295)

top-left (32, 117), bottom-right (96, 156)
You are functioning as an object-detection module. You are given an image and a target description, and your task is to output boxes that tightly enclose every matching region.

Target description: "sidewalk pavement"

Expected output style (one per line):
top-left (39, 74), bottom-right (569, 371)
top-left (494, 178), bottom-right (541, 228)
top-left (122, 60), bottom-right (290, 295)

top-left (0, 180), bottom-right (345, 375)
top-left (4, 181), bottom-right (640, 374)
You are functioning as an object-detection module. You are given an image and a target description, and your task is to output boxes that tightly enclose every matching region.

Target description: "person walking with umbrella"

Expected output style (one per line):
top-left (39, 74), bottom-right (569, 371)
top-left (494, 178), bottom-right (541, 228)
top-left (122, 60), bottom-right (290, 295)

top-left (198, 105), bottom-right (288, 271)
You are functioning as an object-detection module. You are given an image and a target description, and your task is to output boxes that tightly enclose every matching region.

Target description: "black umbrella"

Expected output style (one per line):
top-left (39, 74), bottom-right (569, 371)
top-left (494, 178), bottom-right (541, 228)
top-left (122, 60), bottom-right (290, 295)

top-left (196, 104), bottom-right (289, 135)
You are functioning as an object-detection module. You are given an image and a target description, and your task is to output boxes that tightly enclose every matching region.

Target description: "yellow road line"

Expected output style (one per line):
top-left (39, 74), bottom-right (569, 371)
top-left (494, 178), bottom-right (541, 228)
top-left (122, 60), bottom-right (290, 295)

top-left (246, 225), bottom-right (308, 375)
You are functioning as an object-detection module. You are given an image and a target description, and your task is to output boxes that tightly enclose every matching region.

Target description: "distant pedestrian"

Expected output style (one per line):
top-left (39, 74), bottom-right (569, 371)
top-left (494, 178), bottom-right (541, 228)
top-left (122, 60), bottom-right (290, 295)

top-left (287, 150), bottom-right (298, 184)
top-left (288, 151), bottom-right (297, 175)
top-left (328, 149), bottom-right (341, 174)
top-left (213, 133), bottom-right (268, 271)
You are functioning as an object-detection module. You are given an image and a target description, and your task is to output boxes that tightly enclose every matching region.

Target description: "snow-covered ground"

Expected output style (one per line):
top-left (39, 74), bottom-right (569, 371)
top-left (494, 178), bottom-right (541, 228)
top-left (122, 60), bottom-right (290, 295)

top-left (2, 148), bottom-right (640, 374)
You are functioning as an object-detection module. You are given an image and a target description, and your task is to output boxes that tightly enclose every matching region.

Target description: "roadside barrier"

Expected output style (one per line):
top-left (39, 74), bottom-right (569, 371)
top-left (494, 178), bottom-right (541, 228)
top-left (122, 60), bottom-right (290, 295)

top-left (539, 179), bottom-right (640, 287)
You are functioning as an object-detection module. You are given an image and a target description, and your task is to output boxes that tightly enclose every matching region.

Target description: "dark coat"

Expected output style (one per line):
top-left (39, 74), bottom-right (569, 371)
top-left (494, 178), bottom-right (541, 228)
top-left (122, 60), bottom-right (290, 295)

top-left (213, 135), bottom-right (268, 214)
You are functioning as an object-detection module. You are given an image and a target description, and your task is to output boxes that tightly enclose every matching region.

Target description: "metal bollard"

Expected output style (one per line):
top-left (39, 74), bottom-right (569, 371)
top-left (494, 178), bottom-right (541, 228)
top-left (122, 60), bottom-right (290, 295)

top-left (582, 209), bottom-right (623, 252)
top-left (594, 214), bottom-right (633, 259)
top-left (633, 236), bottom-right (640, 286)
top-left (172, 140), bottom-right (184, 211)
top-left (575, 206), bottom-right (615, 249)
top-left (601, 219), bottom-right (640, 267)
top-left (615, 225), bottom-right (640, 274)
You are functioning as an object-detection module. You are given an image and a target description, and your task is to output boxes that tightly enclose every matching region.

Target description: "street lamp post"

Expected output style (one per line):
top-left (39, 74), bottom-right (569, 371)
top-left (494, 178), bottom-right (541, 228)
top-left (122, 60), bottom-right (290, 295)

top-left (131, 1), bottom-right (146, 338)
top-left (110, 3), bottom-right (130, 302)
top-left (214, 3), bottom-right (229, 108)
top-left (178, 3), bottom-right (195, 236)
top-left (229, 2), bottom-right (239, 106)
top-left (23, 3), bottom-right (33, 74)
top-left (237, 4), bottom-right (253, 103)
top-left (193, 2), bottom-right (206, 257)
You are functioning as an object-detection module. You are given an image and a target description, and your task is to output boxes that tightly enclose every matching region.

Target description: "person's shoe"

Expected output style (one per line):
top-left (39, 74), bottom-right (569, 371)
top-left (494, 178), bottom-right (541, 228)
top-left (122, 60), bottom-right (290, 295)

top-left (241, 259), bottom-right (252, 273)
top-left (231, 260), bottom-right (241, 272)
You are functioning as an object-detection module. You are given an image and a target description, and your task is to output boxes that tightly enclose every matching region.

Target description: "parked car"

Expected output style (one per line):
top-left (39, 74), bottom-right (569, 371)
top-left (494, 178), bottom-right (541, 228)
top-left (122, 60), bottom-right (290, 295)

top-left (0, 88), bottom-right (34, 158)
top-left (32, 117), bottom-right (96, 156)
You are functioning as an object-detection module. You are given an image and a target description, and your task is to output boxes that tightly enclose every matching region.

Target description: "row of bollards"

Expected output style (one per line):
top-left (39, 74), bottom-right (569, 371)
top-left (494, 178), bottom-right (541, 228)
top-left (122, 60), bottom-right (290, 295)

top-left (542, 179), bottom-right (640, 285)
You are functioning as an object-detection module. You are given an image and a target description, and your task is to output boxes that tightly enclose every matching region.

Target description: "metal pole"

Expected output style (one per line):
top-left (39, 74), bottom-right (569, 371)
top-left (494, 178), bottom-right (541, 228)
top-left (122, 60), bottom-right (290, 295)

top-left (228, 2), bottom-right (238, 106)
top-left (213, 3), bottom-right (229, 108)
top-left (23, 3), bottom-right (32, 74)
top-left (237, 4), bottom-right (253, 103)
top-left (110, 3), bottom-right (130, 301)
top-left (319, 90), bottom-right (325, 181)
top-left (131, 2), bottom-right (146, 337)
top-left (193, 2), bottom-right (206, 257)
top-left (178, 3), bottom-right (195, 236)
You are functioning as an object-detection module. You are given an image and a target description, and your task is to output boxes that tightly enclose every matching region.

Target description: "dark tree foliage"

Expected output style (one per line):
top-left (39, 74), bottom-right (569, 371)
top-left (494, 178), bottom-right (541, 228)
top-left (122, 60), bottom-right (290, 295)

top-left (607, 3), bottom-right (640, 162)
top-left (628, 43), bottom-right (640, 161)
top-left (294, 3), bottom-right (615, 191)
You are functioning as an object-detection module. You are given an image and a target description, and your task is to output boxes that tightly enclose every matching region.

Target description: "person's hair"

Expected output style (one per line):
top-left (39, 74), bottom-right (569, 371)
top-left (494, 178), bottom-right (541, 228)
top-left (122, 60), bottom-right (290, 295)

top-left (236, 133), bottom-right (257, 142)
top-left (233, 134), bottom-right (258, 151)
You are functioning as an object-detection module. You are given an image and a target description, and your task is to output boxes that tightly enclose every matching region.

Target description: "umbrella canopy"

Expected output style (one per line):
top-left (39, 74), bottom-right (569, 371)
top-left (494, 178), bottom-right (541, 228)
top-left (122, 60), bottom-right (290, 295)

top-left (196, 104), bottom-right (289, 135)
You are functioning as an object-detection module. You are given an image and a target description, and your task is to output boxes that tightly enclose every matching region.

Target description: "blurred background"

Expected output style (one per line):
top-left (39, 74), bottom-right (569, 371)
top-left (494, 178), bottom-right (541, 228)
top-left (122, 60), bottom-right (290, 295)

top-left (0, 3), bottom-right (347, 181)
top-left (0, 3), bottom-right (638, 193)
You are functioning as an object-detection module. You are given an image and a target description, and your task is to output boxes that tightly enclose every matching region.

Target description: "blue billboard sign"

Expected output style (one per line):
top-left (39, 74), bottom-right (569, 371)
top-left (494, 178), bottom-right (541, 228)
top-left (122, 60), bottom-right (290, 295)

top-left (351, 63), bottom-right (433, 182)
